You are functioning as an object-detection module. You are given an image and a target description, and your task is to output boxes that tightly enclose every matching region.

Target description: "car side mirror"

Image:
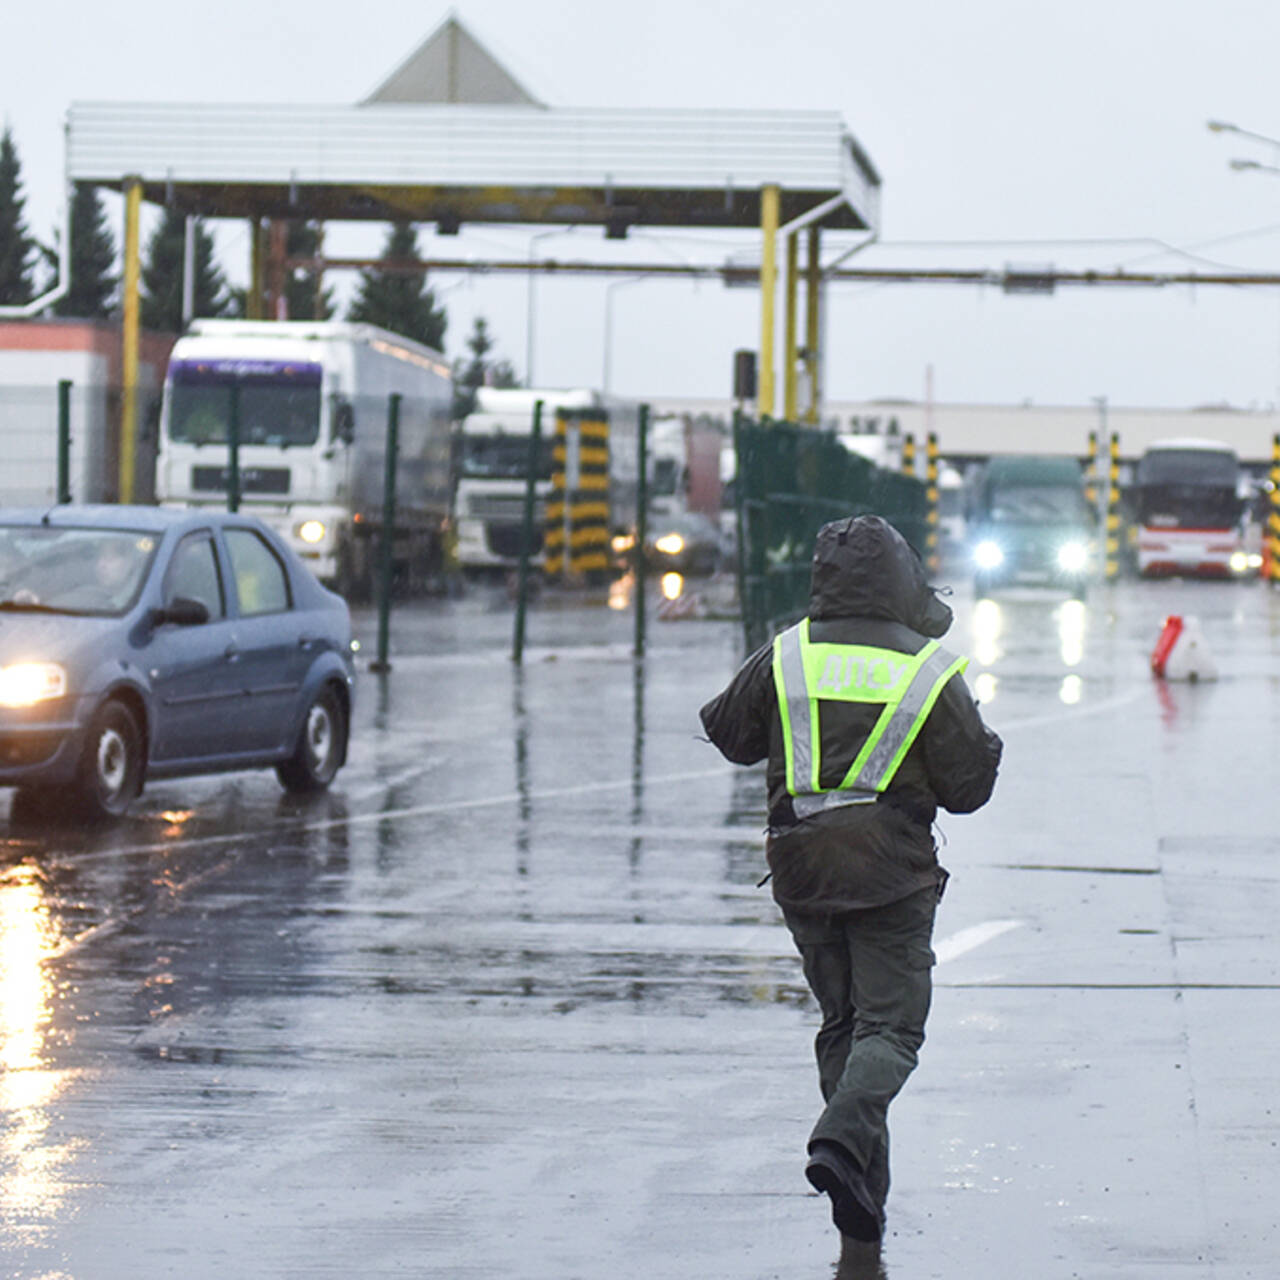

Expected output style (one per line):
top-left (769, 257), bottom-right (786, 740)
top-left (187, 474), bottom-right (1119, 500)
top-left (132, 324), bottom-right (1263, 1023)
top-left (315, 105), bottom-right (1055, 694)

top-left (153, 596), bottom-right (210, 627)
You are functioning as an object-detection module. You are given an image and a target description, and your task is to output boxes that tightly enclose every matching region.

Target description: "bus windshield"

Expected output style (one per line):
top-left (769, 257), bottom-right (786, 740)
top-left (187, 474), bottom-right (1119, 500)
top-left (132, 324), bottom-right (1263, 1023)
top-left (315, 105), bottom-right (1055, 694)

top-left (1135, 447), bottom-right (1240, 529)
top-left (167, 360), bottom-right (323, 447)
top-left (1137, 448), bottom-right (1237, 488)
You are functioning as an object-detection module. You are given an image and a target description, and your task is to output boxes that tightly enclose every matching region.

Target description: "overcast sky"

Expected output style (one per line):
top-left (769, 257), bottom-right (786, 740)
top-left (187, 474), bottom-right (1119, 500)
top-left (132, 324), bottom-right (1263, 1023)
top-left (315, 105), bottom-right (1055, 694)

top-left (9, 0), bottom-right (1280, 410)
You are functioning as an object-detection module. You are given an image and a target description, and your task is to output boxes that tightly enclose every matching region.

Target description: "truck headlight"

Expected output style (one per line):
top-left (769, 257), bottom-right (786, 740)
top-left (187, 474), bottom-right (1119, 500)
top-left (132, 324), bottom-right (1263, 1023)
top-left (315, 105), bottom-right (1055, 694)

top-left (0, 662), bottom-right (67, 708)
top-left (1057, 541), bottom-right (1089, 573)
top-left (1229, 550), bottom-right (1250, 574)
top-left (296, 520), bottom-right (327, 545)
top-left (973, 540), bottom-right (1004, 570)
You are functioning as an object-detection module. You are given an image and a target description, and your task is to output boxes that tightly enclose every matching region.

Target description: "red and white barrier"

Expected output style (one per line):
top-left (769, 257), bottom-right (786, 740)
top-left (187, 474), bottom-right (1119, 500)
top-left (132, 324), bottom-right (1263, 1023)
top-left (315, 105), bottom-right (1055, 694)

top-left (1150, 614), bottom-right (1217, 681)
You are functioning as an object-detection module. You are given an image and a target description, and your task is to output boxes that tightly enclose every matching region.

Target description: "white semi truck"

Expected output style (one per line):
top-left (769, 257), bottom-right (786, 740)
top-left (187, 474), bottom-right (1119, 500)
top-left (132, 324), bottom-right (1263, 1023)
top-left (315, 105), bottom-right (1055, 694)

top-left (454, 387), bottom-right (639, 572)
top-left (156, 320), bottom-right (454, 596)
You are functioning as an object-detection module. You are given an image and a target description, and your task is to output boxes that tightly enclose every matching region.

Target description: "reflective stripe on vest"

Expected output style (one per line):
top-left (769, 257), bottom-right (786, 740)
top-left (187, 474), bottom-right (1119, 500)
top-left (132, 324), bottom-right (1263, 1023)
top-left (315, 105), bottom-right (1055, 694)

top-left (772, 617), bottom-right (968, 808)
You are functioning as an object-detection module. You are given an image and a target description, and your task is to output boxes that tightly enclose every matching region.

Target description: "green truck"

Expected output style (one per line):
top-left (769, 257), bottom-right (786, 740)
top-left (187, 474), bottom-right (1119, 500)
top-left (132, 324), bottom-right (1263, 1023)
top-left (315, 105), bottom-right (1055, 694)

top-left (967, 454), bottom-right (1095, 598)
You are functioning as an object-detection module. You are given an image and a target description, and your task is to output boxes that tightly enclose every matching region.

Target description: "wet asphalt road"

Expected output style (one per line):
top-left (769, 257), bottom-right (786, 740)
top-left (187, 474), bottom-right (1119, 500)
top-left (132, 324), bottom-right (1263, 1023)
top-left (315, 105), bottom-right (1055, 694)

top-left (1, 570), bottom-right (1278, 1278)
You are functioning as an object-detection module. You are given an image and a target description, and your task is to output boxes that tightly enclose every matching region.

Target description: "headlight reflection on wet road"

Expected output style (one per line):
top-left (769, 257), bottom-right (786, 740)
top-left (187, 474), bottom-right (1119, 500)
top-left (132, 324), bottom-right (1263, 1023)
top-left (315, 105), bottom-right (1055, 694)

top-left (0, 864), bottom-right (81, 1244)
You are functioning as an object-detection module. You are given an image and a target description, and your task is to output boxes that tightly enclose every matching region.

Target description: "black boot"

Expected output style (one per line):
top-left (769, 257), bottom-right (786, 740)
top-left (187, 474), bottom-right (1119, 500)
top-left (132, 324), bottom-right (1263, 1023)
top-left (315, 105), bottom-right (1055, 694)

top-left (805, 1140), bottom-right (884, 1243)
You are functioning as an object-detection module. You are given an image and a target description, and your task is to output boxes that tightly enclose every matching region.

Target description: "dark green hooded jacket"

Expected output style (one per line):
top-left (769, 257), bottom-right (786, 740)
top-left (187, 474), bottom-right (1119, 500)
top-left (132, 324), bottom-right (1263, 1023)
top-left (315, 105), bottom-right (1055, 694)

top-left (700, 515), bottom-right (1002, 913)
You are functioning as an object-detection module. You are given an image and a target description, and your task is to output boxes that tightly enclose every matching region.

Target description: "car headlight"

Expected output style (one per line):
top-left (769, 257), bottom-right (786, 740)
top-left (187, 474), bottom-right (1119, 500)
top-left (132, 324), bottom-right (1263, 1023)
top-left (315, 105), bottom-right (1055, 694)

top-left (654, 533), bottom-right (685, 556)
top-left (973, 540), bottom-right (1004, 570)
top-left (1057, 541), bottom-right (1089, 573)
top-left (296, 520), bottom-right (327, 545)
top-left (0, 662), bottom-right (67, 708)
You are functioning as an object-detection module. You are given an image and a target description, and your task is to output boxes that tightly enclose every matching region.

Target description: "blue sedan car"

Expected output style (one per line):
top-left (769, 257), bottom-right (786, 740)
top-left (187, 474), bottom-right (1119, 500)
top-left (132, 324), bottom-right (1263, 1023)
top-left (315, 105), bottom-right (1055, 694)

top-left (0, 505), bottom-right (355, 820)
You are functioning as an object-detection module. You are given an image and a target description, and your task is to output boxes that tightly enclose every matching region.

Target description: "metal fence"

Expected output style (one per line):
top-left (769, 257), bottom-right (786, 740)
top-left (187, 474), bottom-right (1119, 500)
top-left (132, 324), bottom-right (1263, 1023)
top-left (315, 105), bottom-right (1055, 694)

top-left (0, 383), bottom-right (161, 506)
top-left (734, 414), bottom-right (927, 651)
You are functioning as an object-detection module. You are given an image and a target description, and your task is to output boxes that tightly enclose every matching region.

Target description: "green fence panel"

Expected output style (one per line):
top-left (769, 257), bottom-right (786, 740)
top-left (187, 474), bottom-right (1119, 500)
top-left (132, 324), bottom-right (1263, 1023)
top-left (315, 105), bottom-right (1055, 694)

top-left (736, 417), bottom-right (927, 651)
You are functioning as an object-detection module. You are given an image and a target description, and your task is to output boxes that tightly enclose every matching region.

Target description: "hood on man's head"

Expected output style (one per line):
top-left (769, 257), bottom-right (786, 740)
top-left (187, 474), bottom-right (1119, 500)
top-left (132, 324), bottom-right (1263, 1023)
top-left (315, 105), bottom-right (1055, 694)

top-left (808, 515), bottom-right (952, 637)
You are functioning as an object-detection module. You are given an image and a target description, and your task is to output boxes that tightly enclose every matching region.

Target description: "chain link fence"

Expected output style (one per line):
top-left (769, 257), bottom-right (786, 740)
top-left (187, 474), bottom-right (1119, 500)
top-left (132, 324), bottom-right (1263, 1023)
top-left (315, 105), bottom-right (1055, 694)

top-left (734, 415), bottom-right (927, 651)
top-left (0, 383), bottom-right (161, 506)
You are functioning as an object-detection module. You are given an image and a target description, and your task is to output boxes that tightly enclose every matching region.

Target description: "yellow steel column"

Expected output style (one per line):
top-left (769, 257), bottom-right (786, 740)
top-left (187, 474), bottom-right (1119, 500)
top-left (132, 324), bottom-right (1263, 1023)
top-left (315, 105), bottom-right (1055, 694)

top-left (757, 184), bottom-right (780, 419)
top-left (119, 177), bottom-right (142, 504)
top-left (804, 226), bottom-right (821, 424)
top-left (783, 232), bottom-right (798, 422)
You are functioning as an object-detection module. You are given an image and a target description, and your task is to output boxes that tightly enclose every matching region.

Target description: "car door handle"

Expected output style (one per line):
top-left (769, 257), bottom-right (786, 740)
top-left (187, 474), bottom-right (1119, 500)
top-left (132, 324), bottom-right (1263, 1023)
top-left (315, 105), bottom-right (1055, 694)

top-left (224, 644), bottom-right (240, 662)
top-left (298, 635), bottom-right (318, 649)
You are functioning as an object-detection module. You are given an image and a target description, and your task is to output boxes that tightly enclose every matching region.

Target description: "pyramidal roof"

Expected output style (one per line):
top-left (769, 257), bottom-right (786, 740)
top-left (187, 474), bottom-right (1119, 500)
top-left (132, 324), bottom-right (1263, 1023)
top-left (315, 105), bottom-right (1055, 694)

top-left (362, 13), bottom-right (543, 106)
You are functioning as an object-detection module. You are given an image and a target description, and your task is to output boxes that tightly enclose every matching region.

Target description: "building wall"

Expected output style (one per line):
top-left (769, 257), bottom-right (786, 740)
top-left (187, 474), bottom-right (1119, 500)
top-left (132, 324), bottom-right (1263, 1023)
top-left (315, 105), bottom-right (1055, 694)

top-left (0, 320), bottom-right (177, 504)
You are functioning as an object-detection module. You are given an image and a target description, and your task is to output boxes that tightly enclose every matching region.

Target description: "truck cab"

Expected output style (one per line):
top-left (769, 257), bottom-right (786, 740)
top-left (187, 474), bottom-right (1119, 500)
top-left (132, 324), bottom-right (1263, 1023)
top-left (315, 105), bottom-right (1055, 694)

top-left (967, 454), bottom-right (1095, 599)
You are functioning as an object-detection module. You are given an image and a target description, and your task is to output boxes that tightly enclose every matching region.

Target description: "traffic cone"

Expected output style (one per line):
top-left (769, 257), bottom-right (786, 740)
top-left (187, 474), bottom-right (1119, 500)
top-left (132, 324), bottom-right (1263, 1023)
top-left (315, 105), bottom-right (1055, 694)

top-left (1151, 614), bottom-right (1217, 681)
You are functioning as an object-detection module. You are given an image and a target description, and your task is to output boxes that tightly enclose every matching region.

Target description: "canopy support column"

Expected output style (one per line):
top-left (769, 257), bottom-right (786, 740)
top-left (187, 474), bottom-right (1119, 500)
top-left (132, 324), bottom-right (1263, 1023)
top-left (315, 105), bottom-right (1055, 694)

top-left (783, 231), bottom-right (799, 421)
top-left (804, 226), bottom-right (821, 423)
top-left (757, 184), bottom-right (780, 419)
top-left (119, 176), bottom-right (142, 504)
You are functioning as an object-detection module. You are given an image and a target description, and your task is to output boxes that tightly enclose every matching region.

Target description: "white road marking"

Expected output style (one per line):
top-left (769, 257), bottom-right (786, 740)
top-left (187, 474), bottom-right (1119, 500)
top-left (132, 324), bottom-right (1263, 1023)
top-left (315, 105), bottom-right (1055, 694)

top-left (994, 687), bottom-right (1143, 732)
top-left (934, 919), bottom-right (1024, 965)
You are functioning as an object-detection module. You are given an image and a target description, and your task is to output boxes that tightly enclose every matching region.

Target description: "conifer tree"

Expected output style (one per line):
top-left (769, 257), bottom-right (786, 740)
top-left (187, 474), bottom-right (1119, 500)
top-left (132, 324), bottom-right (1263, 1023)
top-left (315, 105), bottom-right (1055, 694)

top-left (141, 207), bottom-right (230, 333)
top-left (0, 126), bottom-right (36, 306)
top-left (286, 220), bottom-right (334, 321)
top-left (51, 182), bottom-right (116, 318)
top-left (452, 315), bottom-right (521, 417)
top-left (348, 221), bottom-right (446, 351)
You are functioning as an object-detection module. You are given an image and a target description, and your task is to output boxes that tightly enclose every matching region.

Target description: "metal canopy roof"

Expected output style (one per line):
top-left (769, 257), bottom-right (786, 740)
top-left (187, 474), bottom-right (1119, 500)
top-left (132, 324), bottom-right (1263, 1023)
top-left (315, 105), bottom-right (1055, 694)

top-left (65, 101), bottom-right (881, 232)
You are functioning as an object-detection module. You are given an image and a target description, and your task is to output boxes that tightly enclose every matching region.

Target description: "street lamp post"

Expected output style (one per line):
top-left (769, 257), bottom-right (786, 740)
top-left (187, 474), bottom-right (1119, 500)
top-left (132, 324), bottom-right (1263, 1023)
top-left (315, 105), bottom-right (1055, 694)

top-left (526, 227), bottom-right (573, 386)
top-left (602, 275), bottom-right (652, 396)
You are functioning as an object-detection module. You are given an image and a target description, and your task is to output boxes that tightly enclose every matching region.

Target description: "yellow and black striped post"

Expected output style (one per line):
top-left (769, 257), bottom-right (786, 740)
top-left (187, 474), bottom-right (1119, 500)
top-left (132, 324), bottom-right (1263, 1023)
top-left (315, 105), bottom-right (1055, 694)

top-left (1264, 433), bottom-right (1280, 582)
top-left (1084, 430), bottom-right (1098, 512)
top-left (925, 432), bottom-right (940, 576)
top-left (544, 410), bottom-right (611, 584)
top-left (1105, 431), bottom-right (1121, 580)
top-left (901, 433), bottom-right (916, 478)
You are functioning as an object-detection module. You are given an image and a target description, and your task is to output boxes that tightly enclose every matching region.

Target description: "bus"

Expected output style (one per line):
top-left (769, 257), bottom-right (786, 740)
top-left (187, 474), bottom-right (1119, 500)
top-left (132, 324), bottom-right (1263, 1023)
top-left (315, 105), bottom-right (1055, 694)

top-left (1132, 438), bottom-right (1250, 578)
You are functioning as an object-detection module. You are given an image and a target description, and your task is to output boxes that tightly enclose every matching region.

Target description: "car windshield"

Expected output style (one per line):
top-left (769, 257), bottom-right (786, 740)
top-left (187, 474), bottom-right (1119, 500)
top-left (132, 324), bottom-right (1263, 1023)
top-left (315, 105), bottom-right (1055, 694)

top-left (167, 360), bottom-right (323, 447)
top-left (459, 433), bottom-right (555, 480)
top-left (989, 484), bottom-right (1088, 523)
top-left (0, 526), bottom-right (158, 616)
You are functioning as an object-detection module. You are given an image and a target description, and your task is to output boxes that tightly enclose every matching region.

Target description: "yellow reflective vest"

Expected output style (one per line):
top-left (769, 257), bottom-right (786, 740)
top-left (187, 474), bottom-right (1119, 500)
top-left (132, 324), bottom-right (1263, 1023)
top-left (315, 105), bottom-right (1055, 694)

top-left (771, 617), bottom-right (968, 820)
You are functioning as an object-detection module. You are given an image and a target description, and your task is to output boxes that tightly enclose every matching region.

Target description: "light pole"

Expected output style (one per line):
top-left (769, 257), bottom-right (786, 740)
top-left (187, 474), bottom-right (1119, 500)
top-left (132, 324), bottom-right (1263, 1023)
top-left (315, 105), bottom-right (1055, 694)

top-left (525, 227), bottom-right (573, 386)
top-left (1208, 119), bottom-right (1280, 413)
top-left (1208, 119), bottom-right (1280, 149)
top-left (1207, 118), bottom-right (1280, 171)
top-left (602, 275), bottom-right (652, 396)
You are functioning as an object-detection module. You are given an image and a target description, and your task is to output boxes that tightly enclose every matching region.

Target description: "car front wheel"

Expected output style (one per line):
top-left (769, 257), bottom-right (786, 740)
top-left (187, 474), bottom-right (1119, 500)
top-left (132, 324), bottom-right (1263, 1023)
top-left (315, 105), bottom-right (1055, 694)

top-left (277, 685), bottom-right (347, 793)
top-left (76, 699), bottom-right (144, 820)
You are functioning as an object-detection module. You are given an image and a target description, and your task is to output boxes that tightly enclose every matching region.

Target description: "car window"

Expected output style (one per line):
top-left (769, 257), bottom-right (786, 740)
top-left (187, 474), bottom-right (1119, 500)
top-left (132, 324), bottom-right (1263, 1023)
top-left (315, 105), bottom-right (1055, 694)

top-left (0, 526), bottom-right (156, 616)
top-left (225, 528), bottom-right (291, 616)
top-left (164, 533), bottom-right (225, 619)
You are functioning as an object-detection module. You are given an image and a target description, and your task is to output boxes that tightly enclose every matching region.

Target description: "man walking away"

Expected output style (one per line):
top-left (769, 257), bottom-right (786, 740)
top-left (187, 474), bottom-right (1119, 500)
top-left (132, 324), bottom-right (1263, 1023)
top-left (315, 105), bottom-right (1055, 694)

top-left (699, 515), bottom-right (1002, 1246)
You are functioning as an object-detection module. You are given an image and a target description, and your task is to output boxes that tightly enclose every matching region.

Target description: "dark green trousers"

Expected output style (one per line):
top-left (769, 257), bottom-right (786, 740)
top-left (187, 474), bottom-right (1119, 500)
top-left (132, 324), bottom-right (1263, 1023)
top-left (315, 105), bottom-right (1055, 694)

top-left (783, 886), bottom-right (938, 1211)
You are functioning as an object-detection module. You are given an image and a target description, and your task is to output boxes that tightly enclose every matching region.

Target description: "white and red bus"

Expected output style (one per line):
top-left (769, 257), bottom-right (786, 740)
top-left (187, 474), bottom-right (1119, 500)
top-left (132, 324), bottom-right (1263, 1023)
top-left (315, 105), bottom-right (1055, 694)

top-left (1133, 438), bottom-right (1250, 578)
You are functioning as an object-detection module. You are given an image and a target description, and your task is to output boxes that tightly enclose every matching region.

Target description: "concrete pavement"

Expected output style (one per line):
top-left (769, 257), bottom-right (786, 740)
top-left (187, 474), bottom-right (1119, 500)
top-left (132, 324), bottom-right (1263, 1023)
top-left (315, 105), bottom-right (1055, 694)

top-left (0, 576), bottom-right (1277, 1278)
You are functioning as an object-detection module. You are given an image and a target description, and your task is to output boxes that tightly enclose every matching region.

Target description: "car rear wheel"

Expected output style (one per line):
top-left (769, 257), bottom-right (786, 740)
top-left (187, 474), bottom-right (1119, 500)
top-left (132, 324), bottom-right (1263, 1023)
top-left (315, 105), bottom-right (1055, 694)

top-left (76, 699), bottom-right (144, 820)
top-left (277, 685), bottom-right (347, 793)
